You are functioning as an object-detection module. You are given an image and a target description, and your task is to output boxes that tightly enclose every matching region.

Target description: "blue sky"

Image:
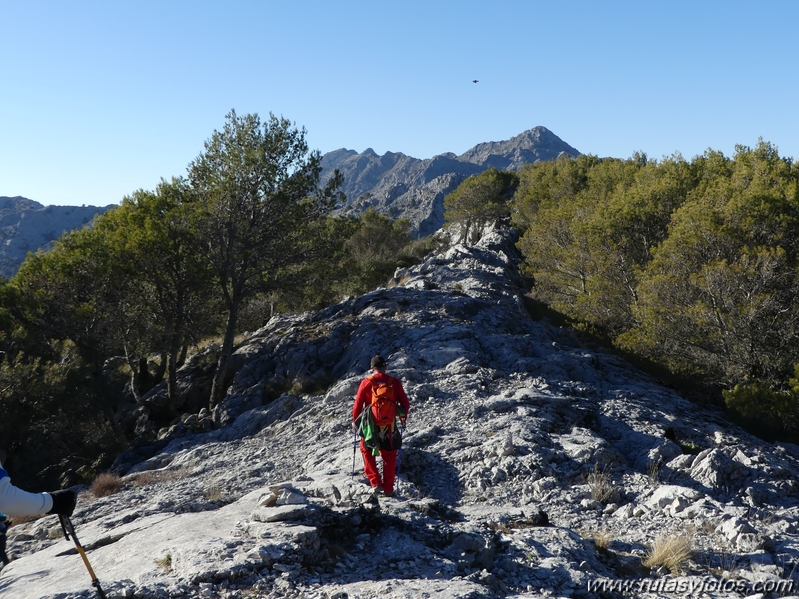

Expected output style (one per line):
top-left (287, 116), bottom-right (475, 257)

top-left (2, 1), bottom-right (797, 207)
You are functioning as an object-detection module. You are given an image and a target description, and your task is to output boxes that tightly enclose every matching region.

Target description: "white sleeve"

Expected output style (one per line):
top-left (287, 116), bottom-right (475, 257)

top-left (0, 476), bottom-right (53, 517)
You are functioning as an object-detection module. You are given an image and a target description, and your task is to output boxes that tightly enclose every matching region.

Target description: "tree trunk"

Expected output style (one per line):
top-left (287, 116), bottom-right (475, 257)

top-left (152, 352), bottom-right (168, 383)
top-left (167, 354), bottom-right (178, 402)
top-left (167, 332), bottom-right (182, 401)
top-left (177, 343), bottom-right (189, 368)
top-left (209, 302), bottom-right (239, 408)
top-left (138, 357), bottom-right (151, 394)
top-left (127, 357), bottom-right (141, 403)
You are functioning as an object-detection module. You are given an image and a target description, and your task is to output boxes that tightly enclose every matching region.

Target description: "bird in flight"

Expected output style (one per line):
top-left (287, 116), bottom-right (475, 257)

top-left (472, 79), bottom-right (479, 83)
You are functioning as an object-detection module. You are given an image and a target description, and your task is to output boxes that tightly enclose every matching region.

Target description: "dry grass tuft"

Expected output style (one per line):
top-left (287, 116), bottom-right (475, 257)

top-left (592, 529), bottom-right (614, 550)
top-left (154, 553), bottom-right (172, 573)
top-left (647, 459), bottom-right (662, 484)
top-left (578, 528), bottom-right (614, 550)
top-left (586, 464), bottom-right (620, 504)
top-left (129, 468), bottom-right (186, 487)
top-left (91, 472), bottom-right (122, 497)
top-left (643, 534), bottom-right (693, 574)
top-left (203, 485), bottom-right (225, 502)
top-left (695, 519), bottom-right (717, 534)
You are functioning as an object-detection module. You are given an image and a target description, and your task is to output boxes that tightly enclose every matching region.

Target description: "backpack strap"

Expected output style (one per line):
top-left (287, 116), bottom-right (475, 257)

top-left (368, 375), bottom-right (395, 391)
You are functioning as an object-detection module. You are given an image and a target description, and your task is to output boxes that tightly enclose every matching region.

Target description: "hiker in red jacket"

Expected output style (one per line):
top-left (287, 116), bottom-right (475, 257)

top-left (352, 355), bottom-right (410, 497)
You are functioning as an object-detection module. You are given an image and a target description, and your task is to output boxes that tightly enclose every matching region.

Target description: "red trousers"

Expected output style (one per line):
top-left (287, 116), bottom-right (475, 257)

top-left (360, 439), bottom-right (397, 493)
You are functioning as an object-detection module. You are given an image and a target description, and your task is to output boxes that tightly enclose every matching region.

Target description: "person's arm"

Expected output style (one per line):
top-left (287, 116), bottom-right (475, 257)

top-left (394, 378), bottom-right (410, 416)
top-left (352, 378), bottom-right (371, 423)
top-left (0, 468), bottom-right (76, 517)
top-left (0, 473), bottom-right (52, 517)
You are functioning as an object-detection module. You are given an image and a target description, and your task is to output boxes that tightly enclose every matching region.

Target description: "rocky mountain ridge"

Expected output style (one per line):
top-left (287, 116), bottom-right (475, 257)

top-left (0, 127), bottom-right (577, 277)
top-left (0, 196), bottom-right (113, 278)
top-left (321, 127), bottom-right (580, 237)
top-left (3, 226), bottom-right (799, 598)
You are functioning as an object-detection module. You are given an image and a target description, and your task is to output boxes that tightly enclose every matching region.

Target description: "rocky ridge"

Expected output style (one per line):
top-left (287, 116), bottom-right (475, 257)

top-left (321, 127), bottom-right (580, 237)
top-left (3, 227), bottom-right (799, 598)
top-left (0, 127), bottom-right (577, 277)
top-left (0, 196), bottom-right (113, 278)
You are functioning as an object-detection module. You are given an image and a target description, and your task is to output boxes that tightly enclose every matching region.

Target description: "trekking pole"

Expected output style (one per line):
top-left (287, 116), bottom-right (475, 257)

top-left (351, 426), bottom-right (358, 477)
top-left (351, 408), bottom-right (364, 477)
top-left (59, 515), bottom-right (107, 599)
top-left (396, 418), bottom-right (406, 495)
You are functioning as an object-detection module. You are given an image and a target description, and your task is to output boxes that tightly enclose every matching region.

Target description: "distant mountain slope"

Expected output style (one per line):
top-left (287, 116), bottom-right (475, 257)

top-left (320, 127), bottom-right (580, 236)
top-left (0, 128), bottom-right (577, 276)
top-left (0, 196), bottom-right (114, 278)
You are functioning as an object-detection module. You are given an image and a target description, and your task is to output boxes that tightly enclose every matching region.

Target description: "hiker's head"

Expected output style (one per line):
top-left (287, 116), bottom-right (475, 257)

top-left (370, 355), bottom-right (387, 372)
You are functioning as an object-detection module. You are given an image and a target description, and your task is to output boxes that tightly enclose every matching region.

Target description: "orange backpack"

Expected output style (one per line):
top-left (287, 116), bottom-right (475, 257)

top-left (368, 376), bottom-right (397, 427)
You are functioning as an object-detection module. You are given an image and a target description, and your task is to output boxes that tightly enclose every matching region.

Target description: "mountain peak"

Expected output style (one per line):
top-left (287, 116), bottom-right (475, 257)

top-left (457, 126), bottom-right (580, 169)
top-left (321, 127), bottom-right (580, 236)
top-left (0, 129), bottom-right (580, 277)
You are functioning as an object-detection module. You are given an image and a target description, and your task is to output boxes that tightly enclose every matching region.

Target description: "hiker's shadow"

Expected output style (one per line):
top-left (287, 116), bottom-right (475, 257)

top-left (399, 447), bottom-right (463, 505)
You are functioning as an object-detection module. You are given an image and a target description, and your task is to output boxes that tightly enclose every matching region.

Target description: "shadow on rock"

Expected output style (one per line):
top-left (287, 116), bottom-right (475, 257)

top-left (400, 447), bottom-right (464, 505)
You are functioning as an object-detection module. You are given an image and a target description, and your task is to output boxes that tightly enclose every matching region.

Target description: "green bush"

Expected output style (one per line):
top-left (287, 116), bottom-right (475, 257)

top-left (723, 381), bottom-right (799, 439)
top-left (397, 233), bottom-right (449, 267)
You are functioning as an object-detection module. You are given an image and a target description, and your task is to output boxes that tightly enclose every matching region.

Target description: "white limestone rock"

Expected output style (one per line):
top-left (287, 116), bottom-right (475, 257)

top-left (7, 226), bottom-right (799, 599)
